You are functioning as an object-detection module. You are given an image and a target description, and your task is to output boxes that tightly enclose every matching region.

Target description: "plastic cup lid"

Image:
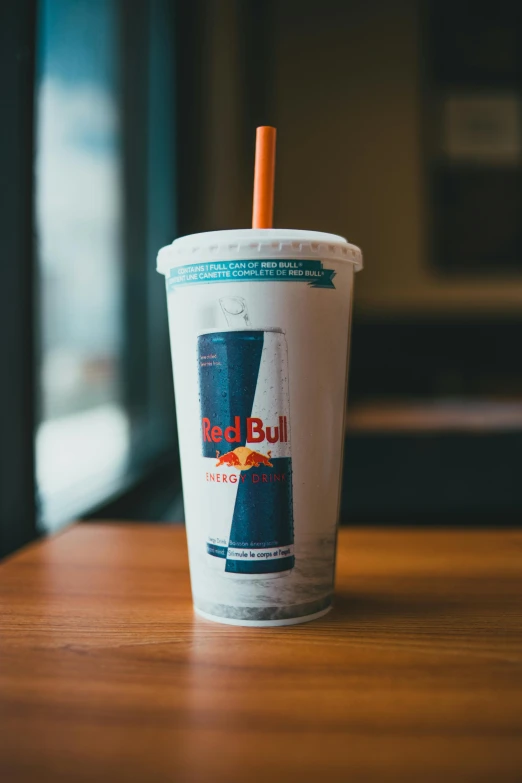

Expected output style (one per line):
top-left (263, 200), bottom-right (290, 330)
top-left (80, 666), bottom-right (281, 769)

top-left (157, 228), bottom-right (363, 275)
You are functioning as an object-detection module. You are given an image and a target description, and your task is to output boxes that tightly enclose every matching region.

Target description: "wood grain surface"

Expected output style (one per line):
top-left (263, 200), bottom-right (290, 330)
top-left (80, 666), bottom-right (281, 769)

top-left (0, 523), bottom-right (521, 783)
top-left (346, 399), bottom-right (522, 433)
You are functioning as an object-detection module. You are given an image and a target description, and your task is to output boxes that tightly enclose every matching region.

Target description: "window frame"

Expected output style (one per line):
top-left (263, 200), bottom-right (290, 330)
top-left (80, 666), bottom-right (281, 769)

top-left (0, 0), bottom-right (39, 558)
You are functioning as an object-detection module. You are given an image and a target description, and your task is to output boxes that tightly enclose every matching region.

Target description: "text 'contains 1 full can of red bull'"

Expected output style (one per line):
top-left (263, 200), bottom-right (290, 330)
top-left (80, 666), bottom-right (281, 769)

top-left (198, 328), bottom-right (294, 578)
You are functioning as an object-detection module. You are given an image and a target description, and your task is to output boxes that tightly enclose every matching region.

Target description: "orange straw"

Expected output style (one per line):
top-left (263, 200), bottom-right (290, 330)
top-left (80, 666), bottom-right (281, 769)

top-left (252, 126), bottom-right (277, 229)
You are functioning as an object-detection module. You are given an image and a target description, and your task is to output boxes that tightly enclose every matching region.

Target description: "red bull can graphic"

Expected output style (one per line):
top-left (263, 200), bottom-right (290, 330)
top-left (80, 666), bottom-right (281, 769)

top-left (198, 328), bottom-right (294, 577)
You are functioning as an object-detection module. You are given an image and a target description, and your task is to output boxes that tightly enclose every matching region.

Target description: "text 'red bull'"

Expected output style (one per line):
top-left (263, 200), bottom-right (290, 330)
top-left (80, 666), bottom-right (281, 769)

top-left (202, 416), bottom-right (288, 445)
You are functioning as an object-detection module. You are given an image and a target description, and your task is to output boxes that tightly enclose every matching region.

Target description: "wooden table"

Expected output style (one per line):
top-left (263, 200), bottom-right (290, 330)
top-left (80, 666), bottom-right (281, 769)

top-left (1, 524), bottom-right (521, 782)
top-left (346, 399), bottom-right (522, 433)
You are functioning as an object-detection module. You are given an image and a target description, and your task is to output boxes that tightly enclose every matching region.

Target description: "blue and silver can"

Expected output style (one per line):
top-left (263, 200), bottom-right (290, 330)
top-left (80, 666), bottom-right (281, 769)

top-left (198, 328), bottom-right (294, 577)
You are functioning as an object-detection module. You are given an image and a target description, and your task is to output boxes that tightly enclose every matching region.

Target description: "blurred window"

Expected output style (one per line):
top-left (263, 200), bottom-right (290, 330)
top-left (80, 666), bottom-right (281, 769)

top-left (35, 0), bottom-right (177, 531)
top-left (36, 0), bottom-right (126, 530)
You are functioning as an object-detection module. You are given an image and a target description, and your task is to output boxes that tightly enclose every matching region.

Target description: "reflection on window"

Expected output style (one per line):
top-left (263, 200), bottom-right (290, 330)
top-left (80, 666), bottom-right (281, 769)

top-left (36, 0), bottom-right (129, 530)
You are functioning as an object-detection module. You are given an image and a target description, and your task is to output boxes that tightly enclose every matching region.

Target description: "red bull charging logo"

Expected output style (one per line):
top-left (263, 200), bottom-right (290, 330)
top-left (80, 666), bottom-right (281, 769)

top-left (215, 446), bottom-right (272, 471)
top-left (202, 414), bottom-right (288, 472)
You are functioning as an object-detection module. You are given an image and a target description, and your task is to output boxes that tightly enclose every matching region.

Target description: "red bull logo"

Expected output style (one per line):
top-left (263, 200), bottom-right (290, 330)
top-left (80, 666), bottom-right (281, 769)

top-left (215, 446), bottom-right (273, 471)
top-left (202, 416), bottom-right (288, 446)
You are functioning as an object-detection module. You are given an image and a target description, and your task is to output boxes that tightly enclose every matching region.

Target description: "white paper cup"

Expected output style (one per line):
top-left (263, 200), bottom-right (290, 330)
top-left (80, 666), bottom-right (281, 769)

top-left (157, 228), bottom-right (362, 626)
